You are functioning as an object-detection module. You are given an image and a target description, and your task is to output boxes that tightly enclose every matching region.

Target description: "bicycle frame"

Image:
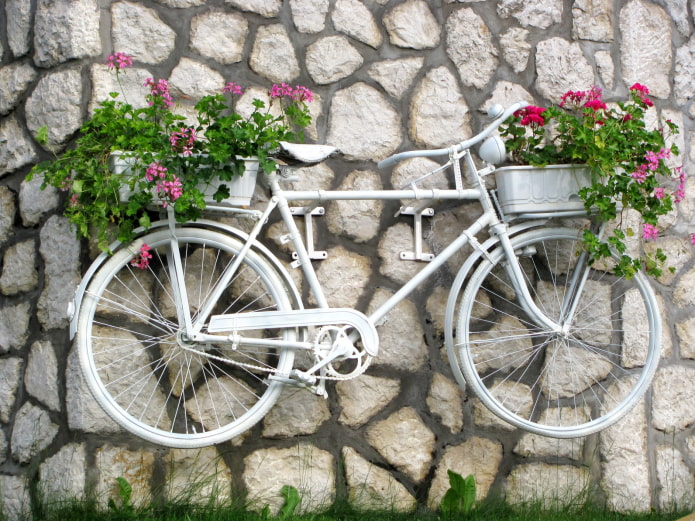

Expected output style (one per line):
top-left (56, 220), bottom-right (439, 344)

top-left (173, 144), bottom-right (564, 361)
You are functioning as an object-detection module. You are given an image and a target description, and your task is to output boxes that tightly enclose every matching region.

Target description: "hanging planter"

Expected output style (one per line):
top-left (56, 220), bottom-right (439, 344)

top-left (110, 152), bottom-right (260, 208)
top-left (494, 164), bottom-right (591, 217)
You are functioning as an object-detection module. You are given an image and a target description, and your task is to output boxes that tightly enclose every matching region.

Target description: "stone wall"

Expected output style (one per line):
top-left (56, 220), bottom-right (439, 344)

top-left (1, 0), bottom-right (695, 519)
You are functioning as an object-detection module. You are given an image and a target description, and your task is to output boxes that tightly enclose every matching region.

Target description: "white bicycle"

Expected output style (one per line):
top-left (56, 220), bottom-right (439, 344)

top-left (70, 102), bottom-right (661, 447)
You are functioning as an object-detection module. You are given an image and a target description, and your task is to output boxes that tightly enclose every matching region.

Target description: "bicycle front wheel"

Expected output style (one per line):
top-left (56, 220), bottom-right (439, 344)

top-left (450, 227), bottom-right (660, 438)
top-left (77, 227), bottom-right (296, 447)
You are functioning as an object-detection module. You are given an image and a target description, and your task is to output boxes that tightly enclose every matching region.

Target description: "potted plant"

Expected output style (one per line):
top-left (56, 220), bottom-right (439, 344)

top-left (29, 52), bottom-right (314, 253)
top-left (498, 84), bottom-right (684, 278)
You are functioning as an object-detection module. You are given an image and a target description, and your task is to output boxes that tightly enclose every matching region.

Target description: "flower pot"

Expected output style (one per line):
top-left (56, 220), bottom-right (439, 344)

top-left (109, 152), bottom-right (260, 207)
top-left (494, 164), bottom-right (591, 217)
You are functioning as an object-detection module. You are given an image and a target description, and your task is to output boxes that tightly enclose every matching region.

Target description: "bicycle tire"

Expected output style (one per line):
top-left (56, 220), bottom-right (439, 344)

top-left (76, 227), bottom-right (295, 447)
top-left (448, 227), bottom-right (660, 438)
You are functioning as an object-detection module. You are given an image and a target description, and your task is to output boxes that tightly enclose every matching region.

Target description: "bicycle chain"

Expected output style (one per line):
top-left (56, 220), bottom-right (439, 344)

top-left (177, 341), bottom-right (372, 382)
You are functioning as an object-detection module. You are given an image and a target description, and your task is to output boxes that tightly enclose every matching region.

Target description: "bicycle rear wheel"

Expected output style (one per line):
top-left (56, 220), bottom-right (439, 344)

top-left (449, 227), bottom-right (660, 438)
top-left (77, 227), bottom-right (295, 447)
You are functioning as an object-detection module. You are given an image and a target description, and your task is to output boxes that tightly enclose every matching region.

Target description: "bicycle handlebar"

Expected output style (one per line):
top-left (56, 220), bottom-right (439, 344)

top-left (377, 101), bottom-right (529, 169)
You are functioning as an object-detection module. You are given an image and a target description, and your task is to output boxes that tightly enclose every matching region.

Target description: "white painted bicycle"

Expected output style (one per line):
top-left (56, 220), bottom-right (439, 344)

top-left (71, 102), bottom-right (661, 447)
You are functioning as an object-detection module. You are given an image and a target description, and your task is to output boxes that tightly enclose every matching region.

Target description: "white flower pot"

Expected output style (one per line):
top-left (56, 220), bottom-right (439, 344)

top-left (109, 152), bottom-right (260, 207)
top-left (494, 164), bottom-right (592, 217)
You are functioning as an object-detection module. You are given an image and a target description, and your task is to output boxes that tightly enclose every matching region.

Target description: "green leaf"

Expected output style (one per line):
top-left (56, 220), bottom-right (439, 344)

top-left (278, 485), bottom-right (301, 520)
top-left (36, 125), bottom-right (49, 146)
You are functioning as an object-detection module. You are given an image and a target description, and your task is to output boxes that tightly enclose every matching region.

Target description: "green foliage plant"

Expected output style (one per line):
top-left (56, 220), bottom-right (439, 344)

top-left (440, 470), bottom-right (476, 518)
top-left (29, 52), bottom-right (314, 253)
top-left (499, 84), bottom-right (686, 278)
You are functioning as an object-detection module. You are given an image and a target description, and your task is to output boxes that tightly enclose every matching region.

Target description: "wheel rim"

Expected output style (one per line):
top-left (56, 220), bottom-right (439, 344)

top-left (452, 228), bottom-right (660, 438)
top-left (77, 229), bottom-right (295, 447)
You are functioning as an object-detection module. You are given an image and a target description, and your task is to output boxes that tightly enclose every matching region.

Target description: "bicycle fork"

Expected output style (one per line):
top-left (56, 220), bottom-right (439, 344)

top-left (492, 223), bottom-right (566, 334)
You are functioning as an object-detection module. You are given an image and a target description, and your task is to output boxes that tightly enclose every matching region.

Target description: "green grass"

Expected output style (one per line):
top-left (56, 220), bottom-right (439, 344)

top-left (27, 499), bottom-right (688, 521)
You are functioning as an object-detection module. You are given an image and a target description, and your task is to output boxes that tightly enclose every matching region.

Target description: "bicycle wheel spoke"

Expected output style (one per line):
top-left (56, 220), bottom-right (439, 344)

top-left (77, 228), bottom-right (296, 447)
top-left (451, 227), bottom-right (660, 438)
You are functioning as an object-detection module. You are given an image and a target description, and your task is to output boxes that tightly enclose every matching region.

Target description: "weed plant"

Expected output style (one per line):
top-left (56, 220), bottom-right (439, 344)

top-left (24, 497), bottom-right (688, 521)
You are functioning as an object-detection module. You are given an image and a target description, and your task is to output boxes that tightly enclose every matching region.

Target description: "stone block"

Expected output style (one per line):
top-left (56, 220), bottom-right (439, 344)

top-left (365, 407), bottom-right (435, 483)
top-left (243, 444), bottom-right (335, 514)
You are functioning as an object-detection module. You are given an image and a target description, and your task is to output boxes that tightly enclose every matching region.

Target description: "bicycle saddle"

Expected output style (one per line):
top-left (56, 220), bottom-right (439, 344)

top-left (275, 141), bottom-right (339, 165)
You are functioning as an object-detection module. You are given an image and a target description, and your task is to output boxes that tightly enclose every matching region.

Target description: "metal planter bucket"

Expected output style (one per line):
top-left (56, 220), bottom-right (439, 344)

top-left (494, 164), bottom-right (592, 218)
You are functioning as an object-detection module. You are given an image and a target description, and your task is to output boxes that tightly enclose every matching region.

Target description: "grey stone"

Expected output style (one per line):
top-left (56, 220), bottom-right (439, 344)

top-left (505, 463), bottom-right (590, 507)
top-left (33, 0), bottom-right (101, 67)
top-left (0, 186), bottom-right (15, 245)
top-left (0, 303), bottom-right (31, 353)
top-left (327, 82), bottom-right (401, 161)
top-left (154, 0), bottom-right (206, 7)
top-left (652, 365), bottom-right (695, 432)
top-left (289, 0), bottom-right (329, 33)
top-left (89, 65), bottom-right (153, 114)
top-left (674, 266), bottom-right (695, 307)
top-left (661, 0), bottom-right (691, 37)
top-left (368, 288), bottom-right (427, 371)
top-left (427, 437), bottom-right (503, 508)
top-left (38, 443), bottom-right (87, 502)
top-left (0, 116), bottom-right (39, 176)
top-left (37, 215), bottom-right (81, 329)
top-left (19, 173), bottom-right (59, 226)
top-left (336, 374), bottom-right (401, 427)
top-left (342, 447), bottom-right (416, 511)
top-left (677, 317), bottom-right (695, 359)
top-left (497, 0), bottom-right (563, 29)
top-left (224, 0), bottom-right (282, 17)
top-left (26, 68), bottom-right (83, 148)
top-left (0, 240), bottom-right (38, 295)
top-left (250, 24), bottom-right (300, 83)
top-left (10, 402), bottom-right (59, 463)
top-left (600, 382), bottom-right (650, 512)
top-left (0, 358), bottom-right (22, 421)
top-left (0, 62), bottom-right (38, 115)
top-left (262, 387), bottom-right (330, 437)
top-left (65, 345), bottom-right (122, 434)
top-left (0, 428), bottom-right (6, 465)
top-left (367, 57), bottom-right (424, 99)
top-left (5, 0), bottom-right (33, 57)
top-left (675, 36), bottom-right (695, 105)
top-left (0, 475), bottom-right (30, 521)
top-left (306, 36), bottom-right (363, 85)
top-left (500, 28), bottom-right (531, 73)
top-left (572, 0), bottom-right (614, 42)
top-left (190, 11), bottom-right (248, 65)
top-left (332, 0), bottom-right (382, 48)
top-left (446, 9), bottom-right (497, 89)
top-left (425, 285), bottom-right (448, 337)
top-left (243, 445), bottom-right (335, 514)
top-left (619, 0), bottom-right (672, 99)
top-left (514, 409), bottom-right (587, 460)
top-left (409, 67), bottom-right (471, 148)
top-left (655, 445), bottom-right (695, 510)
top-left (25, 340), bottom-right (61, 411)
top-left (164, 447), bottom-right (233, 503)
top-left (365, 407), bottom-right (435, 482)
top-left (95, 445), bottom-right (155, 507)
top-left (384, 1), bottom-right (440, 49)
top-left (169, 58), bottom-right (226, 100)
top-left (535, 38), bottom-right (594, 102)
top-left (326, 170), bottom-right (383, 242)
top-left (112, 1), bottom-right (176, 64)
top-left (313, 246), bottom-right (371, 308)
top-left (427, 373), bottom-right (464, 433)
top-left (595, 50), bottom-right (615, 88)
top-left (377, 222), bottom-right (430, 285)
